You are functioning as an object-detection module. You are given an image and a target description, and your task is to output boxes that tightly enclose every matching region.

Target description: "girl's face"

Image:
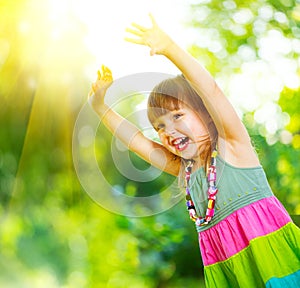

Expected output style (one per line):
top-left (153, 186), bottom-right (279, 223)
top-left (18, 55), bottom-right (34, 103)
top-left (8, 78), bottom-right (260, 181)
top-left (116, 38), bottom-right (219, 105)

top-left (153, 103), bottom-right (210, 161)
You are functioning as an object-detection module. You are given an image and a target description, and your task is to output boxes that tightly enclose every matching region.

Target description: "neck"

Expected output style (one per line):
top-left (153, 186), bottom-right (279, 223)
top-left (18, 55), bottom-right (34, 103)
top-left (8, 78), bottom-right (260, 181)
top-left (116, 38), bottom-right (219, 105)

top-left (190, 157), bottom-right (204, 172)
top-left (193, 143), bottom-right (212, 171)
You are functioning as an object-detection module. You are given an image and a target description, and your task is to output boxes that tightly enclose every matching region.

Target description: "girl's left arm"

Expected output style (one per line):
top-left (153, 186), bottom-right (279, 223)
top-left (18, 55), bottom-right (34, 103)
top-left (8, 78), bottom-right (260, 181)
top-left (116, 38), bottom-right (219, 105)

top-left (126, 15), bottom-right (259, 166)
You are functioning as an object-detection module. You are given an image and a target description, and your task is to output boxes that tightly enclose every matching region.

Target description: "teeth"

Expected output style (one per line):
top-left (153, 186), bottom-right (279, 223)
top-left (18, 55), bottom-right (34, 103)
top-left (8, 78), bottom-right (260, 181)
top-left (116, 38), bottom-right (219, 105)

top-left (173, 138), bottom-right (182, 145)
top-left (179, 142), bottom-right (185, 149)
top-left (173, 137), bottom-right (185, 145)
top-left (172, 137), bottom-right (189, 150)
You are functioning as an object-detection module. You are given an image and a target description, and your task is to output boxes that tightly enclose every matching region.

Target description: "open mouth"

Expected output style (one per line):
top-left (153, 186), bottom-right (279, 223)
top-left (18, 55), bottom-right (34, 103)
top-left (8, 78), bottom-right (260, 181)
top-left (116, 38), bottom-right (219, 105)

top-left (172, 137), bottom-right (190, 151)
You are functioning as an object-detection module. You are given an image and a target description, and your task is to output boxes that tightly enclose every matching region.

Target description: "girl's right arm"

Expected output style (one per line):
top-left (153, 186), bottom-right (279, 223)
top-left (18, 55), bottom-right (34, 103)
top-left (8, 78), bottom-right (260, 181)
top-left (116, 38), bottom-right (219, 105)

top-left (125, 16), bottom-right (260, 168)
top-left (88, 65), bottom-right (181, 176)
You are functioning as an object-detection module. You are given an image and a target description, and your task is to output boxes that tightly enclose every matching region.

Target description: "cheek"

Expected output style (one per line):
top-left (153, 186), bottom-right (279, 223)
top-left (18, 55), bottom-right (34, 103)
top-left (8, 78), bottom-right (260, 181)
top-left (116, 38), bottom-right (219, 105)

top-left (182, 122), bottom-right (199, 136)
top-left (158, 133), bottom-right (167, 144)
top-left (158, 133), bottom-right (174, 150)
top-left (189, 118), bottom-right (208, 134)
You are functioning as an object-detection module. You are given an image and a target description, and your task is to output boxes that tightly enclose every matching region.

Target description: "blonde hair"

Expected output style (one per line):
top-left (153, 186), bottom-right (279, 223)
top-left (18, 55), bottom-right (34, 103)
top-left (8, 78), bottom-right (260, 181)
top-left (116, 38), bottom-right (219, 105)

top-left (147, 75), bottom-right (218, 180)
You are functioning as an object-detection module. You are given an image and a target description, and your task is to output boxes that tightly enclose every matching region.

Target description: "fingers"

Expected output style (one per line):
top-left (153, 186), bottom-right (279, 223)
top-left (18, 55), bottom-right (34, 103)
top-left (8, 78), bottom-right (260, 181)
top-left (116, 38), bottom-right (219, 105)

top-left (131, 22), bottom-right (147, 32)
top-left (89, 65), bottom-right (113, 102)
top-left (125, 15), bottom-right (159, 47)
top-left (102, 64), bottom-right (110, 74)
top-left (96, 65), bottom-right (112, 82)
top-left (124, 37), bottom-right (144, 45)
top-left (125, 27), bottom-right (143, 37)
top-left (149, 13), bottom-right (157, 26)
top-left (125, 26), bottom-right (147, 45)
top-left (102, 65), bottom-right (110, 78)
top-left (124, 23), bottom-right (146, 48)
top-left (104, 66), bottom-right (112, 75)
top-left (131, 15), bottom-right (156, 30)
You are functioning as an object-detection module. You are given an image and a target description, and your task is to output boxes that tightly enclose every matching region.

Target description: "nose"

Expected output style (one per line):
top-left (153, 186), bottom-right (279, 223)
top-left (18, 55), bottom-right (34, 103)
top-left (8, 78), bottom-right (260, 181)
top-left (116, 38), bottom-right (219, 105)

top-left (165, 124), bottom-right (176, 136)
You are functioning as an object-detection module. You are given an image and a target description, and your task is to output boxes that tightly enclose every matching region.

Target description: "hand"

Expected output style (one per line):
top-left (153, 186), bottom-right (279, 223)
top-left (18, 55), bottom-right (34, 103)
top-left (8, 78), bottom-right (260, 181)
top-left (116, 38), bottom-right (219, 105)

top-left (125, 14), bottom-right (173, 56)
top-left (88, 65), bottom-right (113, 111)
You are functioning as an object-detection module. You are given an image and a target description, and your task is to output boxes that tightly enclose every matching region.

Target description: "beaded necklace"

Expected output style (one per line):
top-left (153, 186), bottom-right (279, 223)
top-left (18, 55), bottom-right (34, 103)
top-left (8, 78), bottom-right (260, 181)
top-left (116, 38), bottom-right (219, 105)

top-left (185, 149), bottom-right (218, 226)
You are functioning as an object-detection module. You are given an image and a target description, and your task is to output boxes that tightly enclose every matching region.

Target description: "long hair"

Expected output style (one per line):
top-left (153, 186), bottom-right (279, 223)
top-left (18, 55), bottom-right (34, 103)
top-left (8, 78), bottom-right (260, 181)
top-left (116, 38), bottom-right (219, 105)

top-left (147, 75), bottom-right (218, 182)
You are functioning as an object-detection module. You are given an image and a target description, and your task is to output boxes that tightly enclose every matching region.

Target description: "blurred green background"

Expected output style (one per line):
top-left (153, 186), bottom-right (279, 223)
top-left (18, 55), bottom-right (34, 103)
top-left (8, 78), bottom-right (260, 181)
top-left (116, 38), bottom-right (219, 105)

top-left (0, 0), bottom-right (300, 287)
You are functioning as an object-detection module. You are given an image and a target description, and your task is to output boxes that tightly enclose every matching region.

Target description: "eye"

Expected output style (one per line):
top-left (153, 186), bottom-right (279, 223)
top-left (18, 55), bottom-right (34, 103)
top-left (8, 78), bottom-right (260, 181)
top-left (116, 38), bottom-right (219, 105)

top-left (156, 123), bottom-right (165, 131)
top-left (173, 113), bottom-right (183, 120)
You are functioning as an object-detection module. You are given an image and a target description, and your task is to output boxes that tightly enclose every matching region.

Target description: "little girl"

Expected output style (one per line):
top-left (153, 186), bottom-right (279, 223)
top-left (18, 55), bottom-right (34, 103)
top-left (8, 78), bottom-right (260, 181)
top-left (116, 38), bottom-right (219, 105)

top-left (89, 15), bottom-right (300, 287)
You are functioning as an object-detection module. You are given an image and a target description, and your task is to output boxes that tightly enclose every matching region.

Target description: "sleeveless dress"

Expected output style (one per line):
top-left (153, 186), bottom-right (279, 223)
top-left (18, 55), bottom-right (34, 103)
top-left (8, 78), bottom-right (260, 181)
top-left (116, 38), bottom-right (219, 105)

top-left (189, 155), bottom-right (300, 288)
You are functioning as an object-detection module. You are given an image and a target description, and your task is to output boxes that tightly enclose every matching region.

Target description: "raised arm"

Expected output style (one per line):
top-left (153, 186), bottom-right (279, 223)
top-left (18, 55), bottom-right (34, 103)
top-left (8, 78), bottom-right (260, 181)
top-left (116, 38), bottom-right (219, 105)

top-left (88, 65), bottom-right (181, 176)
top-left (125, 15), bottom-right (260, 167)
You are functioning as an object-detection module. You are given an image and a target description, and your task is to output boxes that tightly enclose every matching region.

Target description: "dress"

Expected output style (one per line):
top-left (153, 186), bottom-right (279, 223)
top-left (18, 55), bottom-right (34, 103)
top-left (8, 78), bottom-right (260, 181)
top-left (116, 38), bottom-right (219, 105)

top-left (189, 155), bottom-right (300, 288)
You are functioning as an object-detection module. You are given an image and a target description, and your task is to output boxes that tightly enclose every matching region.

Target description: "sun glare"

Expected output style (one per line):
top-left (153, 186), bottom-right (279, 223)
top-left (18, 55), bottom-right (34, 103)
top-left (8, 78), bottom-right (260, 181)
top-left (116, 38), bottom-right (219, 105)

top-left (54, 0), bottom-right (191, 78)
top-left (9, 0), bottom-right (190, 85)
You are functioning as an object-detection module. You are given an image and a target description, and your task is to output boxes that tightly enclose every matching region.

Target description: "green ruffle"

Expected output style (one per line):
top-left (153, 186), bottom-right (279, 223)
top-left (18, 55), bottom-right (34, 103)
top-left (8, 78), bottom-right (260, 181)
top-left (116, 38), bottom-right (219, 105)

top-left (204, 222), bottom-right (300, 288)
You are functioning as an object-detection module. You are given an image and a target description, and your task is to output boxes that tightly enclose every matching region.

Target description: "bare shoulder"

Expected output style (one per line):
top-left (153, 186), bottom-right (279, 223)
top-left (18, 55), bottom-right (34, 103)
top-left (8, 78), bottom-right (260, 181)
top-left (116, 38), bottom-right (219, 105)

top-left (217, 136), bottom-right (260, 168)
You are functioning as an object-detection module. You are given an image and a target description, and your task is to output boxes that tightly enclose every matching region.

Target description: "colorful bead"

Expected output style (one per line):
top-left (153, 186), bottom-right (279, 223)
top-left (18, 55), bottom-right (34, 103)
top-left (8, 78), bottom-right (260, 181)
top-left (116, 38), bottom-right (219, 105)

top-left (208, 186), bottom-right (218, 196)
top-left (208, 172), bottom-right (216, 182)
top-left (185, 149), bottom-right (219, 227)
top-left (207, 166), bottom-right (216, 181)
top-left (196, 218), bottom-right (205, 226)
top-left (189, 209), bottom-right (197, 219)
top-left (205, 216), bottom-right (212, 223)
top-left (187, 203), bottom-right (195, 209)
top-left (208, 199), bottom-right (215, 209)
top-left (206, 208), bottom-right (214, 217)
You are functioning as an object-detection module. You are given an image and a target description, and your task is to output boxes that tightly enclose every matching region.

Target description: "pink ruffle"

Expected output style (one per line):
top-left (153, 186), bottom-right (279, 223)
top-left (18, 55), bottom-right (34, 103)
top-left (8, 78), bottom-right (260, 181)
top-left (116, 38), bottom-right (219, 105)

top-left (199, 196), bottom-right (292, 266)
